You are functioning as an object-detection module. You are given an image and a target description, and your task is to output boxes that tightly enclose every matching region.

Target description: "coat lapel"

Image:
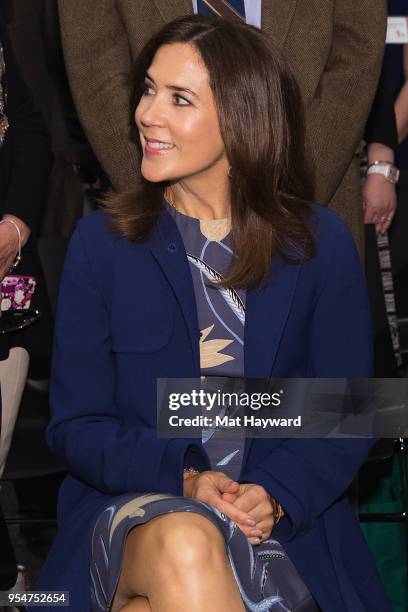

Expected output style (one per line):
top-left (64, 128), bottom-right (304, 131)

top-left (242, 259), bottom-right (300, 468)
top-left (261, 0), bottom-right (298, 48)
top-left (152, 0), bottom-right (193, 23)
top-left (244, 259), bottom-right (301, 378)
top-left (150, 210), bottom-right (301, 379)
top-left (150, 210), bottom-right (201, 373)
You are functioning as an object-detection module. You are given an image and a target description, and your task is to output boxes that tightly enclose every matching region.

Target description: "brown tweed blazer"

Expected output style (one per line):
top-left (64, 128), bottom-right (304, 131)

top-left (58, 0), bottom-right (386, 254)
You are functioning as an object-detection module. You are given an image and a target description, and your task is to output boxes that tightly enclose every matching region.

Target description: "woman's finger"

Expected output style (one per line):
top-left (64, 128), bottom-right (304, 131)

top-left (235, 523), bottom-right (264, 540)
top-left (376, 214), bottom-right (393, 235)
top-left (363, 200), bottom-right (380, 225)
top-left (221, 491), bottom-right (237, 503)
top-left (220, 479), bottom-right (240, 493)
top-left (221, 496), bottom-right (274, 540)
top-left (255, 518), bottom-right (274, 536)
top-left (233, 488), bottom-right (270, 517)
top-left (248, 537), bottom-right (262, 545)
top-left (246, 522), bottom-right (273, 545)
top-left (237, 499), bottom-right (274, 527)
top-left (210, 473), bottom-right (240, 495)
top-left (376, 222), bottom-right (390, 236)
top-left (214, 498), bottom-right (258, 526)
top-left (372, 212), bottom-right (385, 225)
top-left (197, 486), bottom-right (257, 525)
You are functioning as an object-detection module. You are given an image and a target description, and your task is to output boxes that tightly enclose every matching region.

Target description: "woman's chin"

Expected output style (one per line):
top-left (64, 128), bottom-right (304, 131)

top-left (141, 164), bottom-right (170, 184)
top-left (142, 169), bottom-right (168, 183)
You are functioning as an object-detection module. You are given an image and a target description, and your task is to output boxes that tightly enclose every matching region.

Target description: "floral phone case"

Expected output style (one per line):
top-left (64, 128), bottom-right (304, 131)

top-left (1, 275), bottom-right (37, 311)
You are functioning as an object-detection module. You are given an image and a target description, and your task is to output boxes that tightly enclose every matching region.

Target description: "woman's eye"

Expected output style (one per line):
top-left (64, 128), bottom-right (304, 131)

top-left (174, 94), bottom-right (190, 106)
top-left (142, 84), bottom-right (154, 95)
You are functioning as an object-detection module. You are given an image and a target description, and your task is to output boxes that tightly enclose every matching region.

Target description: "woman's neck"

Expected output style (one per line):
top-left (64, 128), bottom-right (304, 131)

top-left (166, 177), bottom-right (230, 220)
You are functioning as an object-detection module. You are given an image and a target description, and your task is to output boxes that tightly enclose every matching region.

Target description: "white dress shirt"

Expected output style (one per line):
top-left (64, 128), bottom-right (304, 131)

top-left (192, 0), bottom-right (262, 28)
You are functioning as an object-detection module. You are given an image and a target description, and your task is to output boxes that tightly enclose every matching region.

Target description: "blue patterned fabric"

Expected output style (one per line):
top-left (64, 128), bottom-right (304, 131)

top-left (167, 203), bottom-right (245, 377)
top-left (90, 493), bottom-right (318, 612)
top-left (197, 0), bottom-right (246, 18)
top-left (167, 203), bottom-right (246, 481)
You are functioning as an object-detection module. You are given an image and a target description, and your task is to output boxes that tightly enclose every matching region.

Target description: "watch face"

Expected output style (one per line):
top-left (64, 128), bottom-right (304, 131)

top-left (388, 166), bottom-right (400, 183)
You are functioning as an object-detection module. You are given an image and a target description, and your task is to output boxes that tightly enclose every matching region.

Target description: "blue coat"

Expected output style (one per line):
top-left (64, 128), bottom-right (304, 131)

top-left (34, 206), bottom-right (391, 611)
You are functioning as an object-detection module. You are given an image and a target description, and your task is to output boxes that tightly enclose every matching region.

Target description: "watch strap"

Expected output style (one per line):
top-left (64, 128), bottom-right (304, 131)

top-left (367, 161), bottom-right (400, 184)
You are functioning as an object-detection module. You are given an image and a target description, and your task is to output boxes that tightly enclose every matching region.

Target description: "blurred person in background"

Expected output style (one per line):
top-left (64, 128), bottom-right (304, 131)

top-left (357, 4), bottom-right (408, 610)
top-left (6, 0), bottom-right (104, 238)
top-left (363, 71), bottom-right (401, 377)
top-left (0, 0), bottom-right (52, 595)
top-left (2, 0), bottom-right (107, 577)
top-left (384, 0), bottom-right (408, 361)
top-left (0, 0), bottom-right (52, 481)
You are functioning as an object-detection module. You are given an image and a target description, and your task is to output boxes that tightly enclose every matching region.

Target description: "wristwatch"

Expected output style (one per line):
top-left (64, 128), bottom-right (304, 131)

top-left (366, 160), bottom-right (400, 184)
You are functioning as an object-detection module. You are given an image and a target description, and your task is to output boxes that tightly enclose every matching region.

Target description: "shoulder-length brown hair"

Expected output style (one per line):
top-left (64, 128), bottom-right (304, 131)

top-left (104, 15), bottom-right (315, 289)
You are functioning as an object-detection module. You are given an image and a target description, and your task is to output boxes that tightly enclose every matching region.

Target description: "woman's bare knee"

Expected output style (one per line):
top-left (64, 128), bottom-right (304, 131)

top-left (153, 513), bottom-right (227, 568)
top-left (118, 595), bottom-right (151, 611)
top-left (112, 512), bottom-right (227, 608)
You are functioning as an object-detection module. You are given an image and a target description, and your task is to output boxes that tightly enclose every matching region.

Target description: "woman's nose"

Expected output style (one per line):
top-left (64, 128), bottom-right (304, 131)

top-left (139, 95), bottom-right (167, 127)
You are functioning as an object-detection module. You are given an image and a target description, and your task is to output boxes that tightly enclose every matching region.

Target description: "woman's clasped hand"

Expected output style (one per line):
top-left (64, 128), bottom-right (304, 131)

top-left (183, 470), bottom-right (279, 545)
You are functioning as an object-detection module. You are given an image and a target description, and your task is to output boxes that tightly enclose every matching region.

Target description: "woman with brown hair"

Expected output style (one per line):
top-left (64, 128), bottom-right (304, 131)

top-left (34, 15), bottom-right (390, 612)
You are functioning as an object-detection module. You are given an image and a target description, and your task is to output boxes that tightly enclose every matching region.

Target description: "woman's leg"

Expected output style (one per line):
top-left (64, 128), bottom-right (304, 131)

top-left (119, 597), bottom-right (151, 611)
top-left (0, 348), bottom-right (30, 478)
top-left (112, 512), bottom-right (246, 612)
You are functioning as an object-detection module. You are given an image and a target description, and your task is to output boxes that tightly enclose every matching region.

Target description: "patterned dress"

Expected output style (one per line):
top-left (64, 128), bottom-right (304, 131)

top-left (170, 203), bottom-right (247, 481)
top-left (90, 204), bottom-right (319, 612)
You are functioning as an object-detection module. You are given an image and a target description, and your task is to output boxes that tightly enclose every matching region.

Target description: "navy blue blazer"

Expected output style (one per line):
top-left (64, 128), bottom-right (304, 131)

top-left (34, 205), bottom-right (391, 611)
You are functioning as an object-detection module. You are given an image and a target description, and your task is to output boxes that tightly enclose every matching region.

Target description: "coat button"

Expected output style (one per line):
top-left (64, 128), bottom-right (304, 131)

top-left (167, 243), bottom-right (177, 253)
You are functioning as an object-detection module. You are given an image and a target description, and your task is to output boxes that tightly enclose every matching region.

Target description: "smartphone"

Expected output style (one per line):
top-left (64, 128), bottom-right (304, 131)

top-left (1, 275), bottom-right (37, 311)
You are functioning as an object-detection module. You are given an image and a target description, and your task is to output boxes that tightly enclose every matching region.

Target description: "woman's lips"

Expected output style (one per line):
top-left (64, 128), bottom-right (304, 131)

top-left (144, 140), bottom-right (175, 156)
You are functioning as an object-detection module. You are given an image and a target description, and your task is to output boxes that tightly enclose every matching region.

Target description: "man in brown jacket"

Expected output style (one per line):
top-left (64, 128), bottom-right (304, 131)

top-left (58, 0), bottom-right (386, 255)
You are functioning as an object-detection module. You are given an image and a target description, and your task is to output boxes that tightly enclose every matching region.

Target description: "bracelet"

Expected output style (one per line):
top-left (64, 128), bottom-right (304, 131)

top-left (183, 467), bottom-right (200, 478)
top-left (270, 497), bottom-right (285, 525)
top-left (0, 219), bottom-right (22, 271)
top-left (367, 160), bottom-right (394, 168)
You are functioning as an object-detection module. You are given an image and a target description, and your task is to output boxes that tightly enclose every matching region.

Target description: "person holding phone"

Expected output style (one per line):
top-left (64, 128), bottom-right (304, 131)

top-left (0, 8), bottom-right (52, 478)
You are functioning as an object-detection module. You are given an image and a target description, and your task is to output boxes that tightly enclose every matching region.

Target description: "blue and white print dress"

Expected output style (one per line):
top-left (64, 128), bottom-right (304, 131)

top-left (90, 204), bottom-right (319, 612)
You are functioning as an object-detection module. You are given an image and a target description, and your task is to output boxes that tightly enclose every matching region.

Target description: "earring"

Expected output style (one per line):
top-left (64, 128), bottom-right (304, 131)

top-left (228, 166), bottom-right (233, 178)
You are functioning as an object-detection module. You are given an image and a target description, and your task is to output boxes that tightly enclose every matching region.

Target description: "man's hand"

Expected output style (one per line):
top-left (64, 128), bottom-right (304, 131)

top-left (363, 174), bottom-right (397, 235)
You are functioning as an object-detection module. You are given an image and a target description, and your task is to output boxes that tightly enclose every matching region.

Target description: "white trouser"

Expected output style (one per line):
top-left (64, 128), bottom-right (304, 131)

top-left (0, 347), bottom-right (30, 479)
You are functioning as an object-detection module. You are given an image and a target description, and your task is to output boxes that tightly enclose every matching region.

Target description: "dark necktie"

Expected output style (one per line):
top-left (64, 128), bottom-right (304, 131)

top-left (197, 0), bottom-right (246, 22)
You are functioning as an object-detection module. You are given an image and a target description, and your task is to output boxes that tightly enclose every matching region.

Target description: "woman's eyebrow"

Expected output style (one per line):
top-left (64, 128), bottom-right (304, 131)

top-left (145, 72), bottom-right (199, 98)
